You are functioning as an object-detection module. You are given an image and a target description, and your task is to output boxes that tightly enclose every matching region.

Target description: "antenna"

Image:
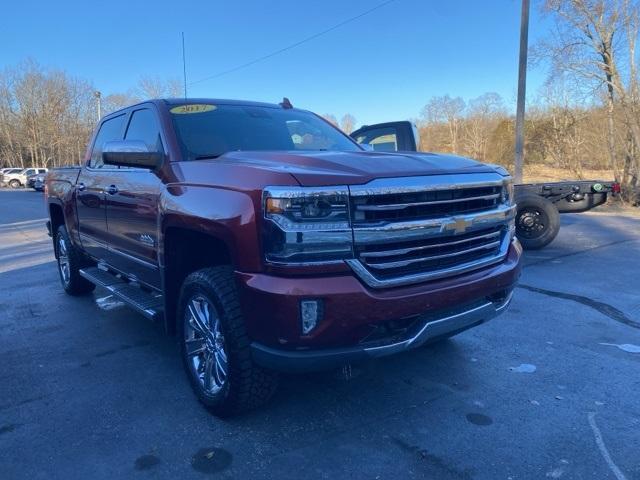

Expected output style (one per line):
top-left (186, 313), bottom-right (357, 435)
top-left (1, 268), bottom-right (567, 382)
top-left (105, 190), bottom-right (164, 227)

top-left (182, 32), bottom-right (187, 99)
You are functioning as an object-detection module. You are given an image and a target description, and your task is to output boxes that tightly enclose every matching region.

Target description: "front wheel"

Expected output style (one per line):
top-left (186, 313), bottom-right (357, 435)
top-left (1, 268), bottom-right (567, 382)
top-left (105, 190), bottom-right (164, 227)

top-left (515, 194), bottom-right (560, 250)
top-left (9, 179), bottom-right (21, 188)
top-left (178, 266), bottom-right (278, 417)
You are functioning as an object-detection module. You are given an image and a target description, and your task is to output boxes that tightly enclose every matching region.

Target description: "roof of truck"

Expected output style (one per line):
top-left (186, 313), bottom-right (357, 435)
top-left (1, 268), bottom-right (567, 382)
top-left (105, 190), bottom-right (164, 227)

top-left (102, 98), bottom-right (296, 120)
top-left (161, 98), bottom-right (284, 109)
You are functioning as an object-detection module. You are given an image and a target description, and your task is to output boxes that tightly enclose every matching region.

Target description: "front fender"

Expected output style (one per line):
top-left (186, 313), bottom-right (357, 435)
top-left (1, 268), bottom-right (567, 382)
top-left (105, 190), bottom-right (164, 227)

top-left (158, 184), bottom-right (262, 272)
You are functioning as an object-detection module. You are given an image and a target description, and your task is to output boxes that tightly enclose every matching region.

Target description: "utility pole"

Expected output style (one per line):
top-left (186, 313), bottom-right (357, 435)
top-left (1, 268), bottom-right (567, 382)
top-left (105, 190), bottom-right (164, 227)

top-left (514, 0), bottom-right (530, 183)
top-left (94, 91), bottom-right (102, 120)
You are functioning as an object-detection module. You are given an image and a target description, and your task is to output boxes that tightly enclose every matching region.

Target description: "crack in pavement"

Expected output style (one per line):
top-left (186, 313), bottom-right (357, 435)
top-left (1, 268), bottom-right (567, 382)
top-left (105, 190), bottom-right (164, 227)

top-left (518, 284), bottom-right (639, 329)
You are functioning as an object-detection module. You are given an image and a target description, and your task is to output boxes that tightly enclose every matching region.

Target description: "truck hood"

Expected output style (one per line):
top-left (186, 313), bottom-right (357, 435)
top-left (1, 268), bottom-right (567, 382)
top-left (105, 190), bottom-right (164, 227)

top-left (219, 150), bottom-right (496, 186)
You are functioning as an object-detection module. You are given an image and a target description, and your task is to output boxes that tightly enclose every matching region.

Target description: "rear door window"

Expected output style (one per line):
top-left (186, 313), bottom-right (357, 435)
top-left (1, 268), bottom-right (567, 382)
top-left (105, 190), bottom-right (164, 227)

top-left (125, 108), bottom-right (164, 153)
top-left (89, 114), bottom-right (127, 168)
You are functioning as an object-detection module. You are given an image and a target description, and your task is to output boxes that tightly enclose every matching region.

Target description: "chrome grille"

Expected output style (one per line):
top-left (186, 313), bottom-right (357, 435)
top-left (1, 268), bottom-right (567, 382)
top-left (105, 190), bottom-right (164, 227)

top-left (356, 226), bottom-right (504, 280)
top-left (347, 173), bottom-right (515, 288)
top-left (351, 185), bottom-right (502, 224)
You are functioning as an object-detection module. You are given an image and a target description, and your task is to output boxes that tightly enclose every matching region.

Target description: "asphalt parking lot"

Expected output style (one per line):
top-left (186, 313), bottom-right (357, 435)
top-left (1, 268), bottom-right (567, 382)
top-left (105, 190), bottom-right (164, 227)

top-left (1, 188), bottom-right (639, 480)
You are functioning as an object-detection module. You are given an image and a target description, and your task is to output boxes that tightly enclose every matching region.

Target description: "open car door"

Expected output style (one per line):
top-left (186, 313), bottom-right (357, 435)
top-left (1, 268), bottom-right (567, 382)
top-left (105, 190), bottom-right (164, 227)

top-left (350, 121), bottom-right (420, 152)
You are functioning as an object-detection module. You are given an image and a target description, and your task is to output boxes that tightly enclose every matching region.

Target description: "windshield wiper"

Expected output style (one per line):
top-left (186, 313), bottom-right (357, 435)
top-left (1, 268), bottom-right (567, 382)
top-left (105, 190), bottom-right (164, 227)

top-left (195, 153), bottom-right (224, 160)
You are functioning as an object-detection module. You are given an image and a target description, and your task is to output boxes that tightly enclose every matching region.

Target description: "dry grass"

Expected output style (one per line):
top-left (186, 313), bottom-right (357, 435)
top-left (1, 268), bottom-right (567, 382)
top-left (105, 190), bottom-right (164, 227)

top-left (521, 165), bottom-right (615, 183)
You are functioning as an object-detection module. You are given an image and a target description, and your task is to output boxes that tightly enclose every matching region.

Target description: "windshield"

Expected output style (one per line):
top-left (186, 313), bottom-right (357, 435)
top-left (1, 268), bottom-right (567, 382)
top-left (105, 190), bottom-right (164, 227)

top-left (170, 103), bottom-right (361, 160)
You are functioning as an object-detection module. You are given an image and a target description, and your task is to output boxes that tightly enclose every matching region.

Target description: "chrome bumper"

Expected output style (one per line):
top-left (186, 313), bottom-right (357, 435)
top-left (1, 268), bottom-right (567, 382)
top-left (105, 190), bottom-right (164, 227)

top-left (251, 289), bottom-right (514, 373)
top-left (364, 290), bottom-right (513, 357)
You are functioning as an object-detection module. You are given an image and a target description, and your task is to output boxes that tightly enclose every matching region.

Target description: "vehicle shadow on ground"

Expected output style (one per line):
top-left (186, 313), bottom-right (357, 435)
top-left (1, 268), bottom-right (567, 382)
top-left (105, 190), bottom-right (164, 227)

top-left (0, 259), bottom-right (472, 414)
top-left (224, 339), bottom-right (472, 430)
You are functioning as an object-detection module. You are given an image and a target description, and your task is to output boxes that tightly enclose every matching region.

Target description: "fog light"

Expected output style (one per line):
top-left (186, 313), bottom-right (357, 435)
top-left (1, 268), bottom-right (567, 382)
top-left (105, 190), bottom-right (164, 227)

top-left (300, 299), bottom-right (322, 335)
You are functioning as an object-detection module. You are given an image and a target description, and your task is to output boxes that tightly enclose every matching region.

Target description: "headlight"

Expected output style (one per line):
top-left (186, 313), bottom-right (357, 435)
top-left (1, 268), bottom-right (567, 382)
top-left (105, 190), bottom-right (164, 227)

top-left (501, 178), bottom-right (514, 206)
top-left (500, 178), bottom-right (516, 240)
top-left (262, 186), bottom-right (353, 264)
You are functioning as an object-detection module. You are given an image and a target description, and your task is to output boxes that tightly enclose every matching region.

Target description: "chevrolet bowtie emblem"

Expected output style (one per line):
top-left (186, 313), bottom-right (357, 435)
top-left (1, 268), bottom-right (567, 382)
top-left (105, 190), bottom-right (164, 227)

top-left (445, 217), bottom-right (472, 234)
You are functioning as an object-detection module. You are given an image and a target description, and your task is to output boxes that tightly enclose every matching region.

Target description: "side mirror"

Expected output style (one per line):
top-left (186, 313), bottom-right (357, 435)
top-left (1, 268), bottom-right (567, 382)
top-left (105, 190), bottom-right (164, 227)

top-left (102, 140), bottom-right (163, 169)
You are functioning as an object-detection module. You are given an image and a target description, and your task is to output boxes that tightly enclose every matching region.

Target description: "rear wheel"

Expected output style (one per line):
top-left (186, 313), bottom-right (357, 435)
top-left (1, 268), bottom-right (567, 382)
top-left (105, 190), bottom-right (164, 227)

top-left (9, 179), bottom-right (21, 188)
top-left (515, 194), bottom-right (560, 250)
top-left (55, 226), bottom-right (95, 295)
top-left (178, 266), bottom-right (278, 416)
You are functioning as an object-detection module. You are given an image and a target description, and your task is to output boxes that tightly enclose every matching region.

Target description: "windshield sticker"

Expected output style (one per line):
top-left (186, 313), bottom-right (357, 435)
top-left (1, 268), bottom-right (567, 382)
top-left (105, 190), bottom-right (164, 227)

top-left (170, 104), bottom-right (216, 114)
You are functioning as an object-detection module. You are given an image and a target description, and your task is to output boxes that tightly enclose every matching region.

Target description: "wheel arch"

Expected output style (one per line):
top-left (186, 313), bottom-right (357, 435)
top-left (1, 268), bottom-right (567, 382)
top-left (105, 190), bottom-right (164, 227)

top-left (49, 202), bottom-right (66, 257)
top-left (160, 222), bottom-right (236, 335)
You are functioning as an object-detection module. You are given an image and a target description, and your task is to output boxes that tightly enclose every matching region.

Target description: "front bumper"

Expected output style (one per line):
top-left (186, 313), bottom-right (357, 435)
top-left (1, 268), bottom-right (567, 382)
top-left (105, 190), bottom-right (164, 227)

top-left (251, 290), bottom-right (513, 372)
top-left (237, 239), bottom-right (523, 372)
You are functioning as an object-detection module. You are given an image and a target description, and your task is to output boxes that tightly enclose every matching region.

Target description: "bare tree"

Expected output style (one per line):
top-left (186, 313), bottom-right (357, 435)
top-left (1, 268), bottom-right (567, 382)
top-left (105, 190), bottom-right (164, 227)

top-left (321, 113), bottom-right (338, 126)
top-left (100, 76), bottom-right (183, 116)
top-left (0, 60), bottom-right (95, 168)
top-left (102, 92), bottom-right (140, 115)
top-left (137, 75), bottom-right (182, 99)
top-left (421, 95), bottom-right (466, 153)
top-left (340, 114), bottom-right (357, 134)
top-left (527, 76), bottom-right (592, 177)
top-left (538, 0), bottom-right (640, 193)
top-left (464, 92), bottom-right (505, 160)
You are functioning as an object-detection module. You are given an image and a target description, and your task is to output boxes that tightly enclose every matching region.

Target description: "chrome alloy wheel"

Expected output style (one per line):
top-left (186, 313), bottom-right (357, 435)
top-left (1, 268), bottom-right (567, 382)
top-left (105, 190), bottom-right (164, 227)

top-left (184, 295), bottom-right (228, 395)
top-left (57, 236), bottom-right (71, 285)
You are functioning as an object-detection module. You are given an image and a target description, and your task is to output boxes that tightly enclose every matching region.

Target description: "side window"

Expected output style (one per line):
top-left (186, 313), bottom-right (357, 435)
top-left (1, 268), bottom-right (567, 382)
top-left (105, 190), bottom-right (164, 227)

top-left (25, 169), bottom-right (36, 175)
top-left (354, 127), bottom-right (398, 152)
top-left (90, 114), bottom-right (126, 168)
top-left (125, 109), bottom-right (163, 153)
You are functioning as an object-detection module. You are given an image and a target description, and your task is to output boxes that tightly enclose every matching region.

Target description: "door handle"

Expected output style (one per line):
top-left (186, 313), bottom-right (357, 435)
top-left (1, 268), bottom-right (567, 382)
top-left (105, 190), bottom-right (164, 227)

top-left (105, 185), bottom-right (118, 195)
top-left (76, 182), bottom-right (86, 192)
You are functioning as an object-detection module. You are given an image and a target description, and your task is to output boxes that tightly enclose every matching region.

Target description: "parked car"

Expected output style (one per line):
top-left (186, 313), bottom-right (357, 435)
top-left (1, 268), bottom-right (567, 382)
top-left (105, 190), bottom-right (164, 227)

top-left (0, 168), bottom-right (23, 184)
top-left (3, 167), bottom-right (47, 188)
top-left (351, 121), bottom-right (621, 249)
top-left (46, 99), bottom-right (522, 416)
top-left (31, 172), bottom-right (46, 191)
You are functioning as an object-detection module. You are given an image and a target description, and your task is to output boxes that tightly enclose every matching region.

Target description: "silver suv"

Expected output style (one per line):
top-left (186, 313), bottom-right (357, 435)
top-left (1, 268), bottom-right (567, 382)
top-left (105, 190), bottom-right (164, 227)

top-left (2, 168), bottom-right (47, 188)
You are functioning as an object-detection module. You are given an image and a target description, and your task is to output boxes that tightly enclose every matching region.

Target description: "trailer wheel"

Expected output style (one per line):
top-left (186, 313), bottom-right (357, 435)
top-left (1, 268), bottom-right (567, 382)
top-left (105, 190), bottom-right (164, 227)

top-left (515, 194), bottom-right (560, 250)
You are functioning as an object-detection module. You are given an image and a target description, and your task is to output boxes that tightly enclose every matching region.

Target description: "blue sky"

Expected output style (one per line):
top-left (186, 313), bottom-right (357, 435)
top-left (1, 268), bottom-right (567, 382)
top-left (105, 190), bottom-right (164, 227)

top-left (1, 0), bottom-right (552, 126)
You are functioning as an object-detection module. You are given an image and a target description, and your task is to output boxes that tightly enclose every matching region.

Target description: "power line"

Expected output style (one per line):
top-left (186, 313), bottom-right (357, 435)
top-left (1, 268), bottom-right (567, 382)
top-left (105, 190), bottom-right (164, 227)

top-left (188, 0), bottom-right (397, 86)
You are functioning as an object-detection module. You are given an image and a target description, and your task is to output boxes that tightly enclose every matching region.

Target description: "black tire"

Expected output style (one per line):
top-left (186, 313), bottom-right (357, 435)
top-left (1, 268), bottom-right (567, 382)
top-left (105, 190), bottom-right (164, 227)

top-left (178, 266), bottom-right (278, 417)
top-left (9, 179), bottom-right (21, 188)
top-left (55, 225), bottom-right (95, 295)
top-left (515, 194), bottom-right (560, 250)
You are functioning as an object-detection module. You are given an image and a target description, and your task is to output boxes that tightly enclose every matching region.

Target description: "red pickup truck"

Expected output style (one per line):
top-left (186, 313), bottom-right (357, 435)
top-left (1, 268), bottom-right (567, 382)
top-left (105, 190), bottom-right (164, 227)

top-left (46, 99), bottom-right (522, 416)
